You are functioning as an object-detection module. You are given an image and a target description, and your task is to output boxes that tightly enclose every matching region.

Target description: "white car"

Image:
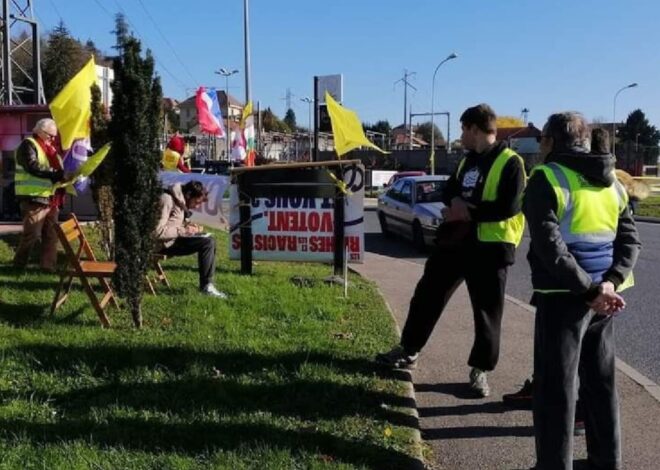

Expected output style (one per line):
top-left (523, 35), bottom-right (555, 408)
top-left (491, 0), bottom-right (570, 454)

top-left (377, 175), bottom-right (449, 250)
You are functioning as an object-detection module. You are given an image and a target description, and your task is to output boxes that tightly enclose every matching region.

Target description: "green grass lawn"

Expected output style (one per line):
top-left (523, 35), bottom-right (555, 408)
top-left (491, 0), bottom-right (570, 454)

top-left (637, 195), bottom-right (660, 218)
top-left (0, 228), bottom-right (418, 469)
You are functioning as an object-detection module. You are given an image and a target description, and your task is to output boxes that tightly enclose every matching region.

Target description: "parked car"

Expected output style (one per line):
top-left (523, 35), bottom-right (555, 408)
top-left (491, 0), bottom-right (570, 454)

top-left (377, 175), bottom-right (449, 250)
top-left (385, 171), bottom-right (426, 187)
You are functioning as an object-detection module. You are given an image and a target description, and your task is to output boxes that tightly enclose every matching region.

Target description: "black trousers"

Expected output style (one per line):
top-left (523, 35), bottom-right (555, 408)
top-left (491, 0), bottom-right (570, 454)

top-left (533, 294), bottom-right (620, 470)
top-left (400, 245), bottom-right (508, 371)
top-left (159, 236), bottom-right (216, 289)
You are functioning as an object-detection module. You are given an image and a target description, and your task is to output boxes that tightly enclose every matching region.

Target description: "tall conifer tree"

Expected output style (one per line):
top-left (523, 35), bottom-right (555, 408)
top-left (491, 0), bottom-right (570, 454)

top-left (108, 14), bottom-right (163, 327)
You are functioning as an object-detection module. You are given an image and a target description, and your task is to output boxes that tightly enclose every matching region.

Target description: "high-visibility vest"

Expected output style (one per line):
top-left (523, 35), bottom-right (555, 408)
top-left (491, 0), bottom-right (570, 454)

top-left (456, 147), bottom-right (526, 246)
top-left (14, 137), bottom-right (58, 197)
top-left (162, 148), bottom-right (181, 171)
top-left (532, 162), bottom-right (634, 293)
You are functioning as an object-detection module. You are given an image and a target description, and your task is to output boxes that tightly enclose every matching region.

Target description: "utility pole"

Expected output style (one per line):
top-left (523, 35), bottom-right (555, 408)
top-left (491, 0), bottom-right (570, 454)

top-left (282, 87), bottom-right (294, 111)
top-left (243, 0), bottom-right (252, 104)
top-left (301, 97), bottom-right (313, 160)
top-left (215, 68), bottom-right (239, 161)
top-left (394, 69), bottom-right (417, 131)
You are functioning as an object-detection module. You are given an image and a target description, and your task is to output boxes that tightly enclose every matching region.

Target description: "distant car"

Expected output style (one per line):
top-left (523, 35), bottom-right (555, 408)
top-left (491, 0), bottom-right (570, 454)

top-left (377, 175), bottom-right (450, 250)
top-left (385, 171), bottom-right (426, 188)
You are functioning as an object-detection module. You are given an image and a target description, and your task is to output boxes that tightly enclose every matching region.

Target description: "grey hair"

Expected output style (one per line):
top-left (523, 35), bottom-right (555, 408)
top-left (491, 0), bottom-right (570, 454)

top-left (542, 112), bottom-right (591, 152)
top-left (33, 118), bottom-right (56, 134)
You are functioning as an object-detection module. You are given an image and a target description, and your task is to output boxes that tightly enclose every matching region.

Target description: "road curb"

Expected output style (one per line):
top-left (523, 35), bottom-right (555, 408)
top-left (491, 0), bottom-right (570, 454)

top-left (350, 267), bottom-right (426, 470)
top-left (505, 294), bottom-right (660, 404)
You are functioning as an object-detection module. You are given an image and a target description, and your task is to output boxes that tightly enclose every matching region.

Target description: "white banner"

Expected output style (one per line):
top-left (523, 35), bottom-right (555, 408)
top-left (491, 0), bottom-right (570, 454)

top-left (371, 170), bottom-right (396, 188)
top-left (159, 171), bottom-right (230, 229)
top-left (229, 165), bottom-right (365, 263)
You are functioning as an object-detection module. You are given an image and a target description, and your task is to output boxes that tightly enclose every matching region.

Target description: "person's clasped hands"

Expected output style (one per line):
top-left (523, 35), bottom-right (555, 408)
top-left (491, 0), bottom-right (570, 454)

top-left (442, 197), bottom-right (475, 222)
top-left (587, 281), bottom-right (626, 316)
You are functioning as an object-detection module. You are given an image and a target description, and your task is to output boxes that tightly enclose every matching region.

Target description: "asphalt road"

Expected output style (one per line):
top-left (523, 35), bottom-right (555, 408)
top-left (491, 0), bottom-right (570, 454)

top-left (364, 208), bottom-right (660, 384)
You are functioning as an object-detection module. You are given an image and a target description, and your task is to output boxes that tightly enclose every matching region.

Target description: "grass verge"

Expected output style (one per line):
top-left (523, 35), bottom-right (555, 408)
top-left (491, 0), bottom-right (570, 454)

top-left (0, 227), bottom-right (417, 469)
top-left (637, 195), bottom-right (660, 218)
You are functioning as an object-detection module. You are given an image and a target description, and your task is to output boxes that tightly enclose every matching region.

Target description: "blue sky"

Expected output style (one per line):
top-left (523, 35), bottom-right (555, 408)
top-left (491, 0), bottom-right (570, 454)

top-left (38, 0), bottom-right (660, 140)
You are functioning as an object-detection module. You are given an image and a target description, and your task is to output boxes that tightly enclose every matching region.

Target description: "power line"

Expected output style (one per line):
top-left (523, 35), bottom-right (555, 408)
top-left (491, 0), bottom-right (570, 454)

top-left (135, 0), bottom-right (197, 84)
top-left (46, 0), bottom-right (64, 22)
top-left (89, 0), bottom-right (191, 93)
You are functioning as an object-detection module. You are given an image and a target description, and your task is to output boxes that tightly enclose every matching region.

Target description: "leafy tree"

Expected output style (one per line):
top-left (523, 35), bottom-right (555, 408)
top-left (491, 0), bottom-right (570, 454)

top-left (416, 122), bottom-right (444, 146)
top-left (109, 15), bottom-right (163, 328)
top-left (618, 109), bottom-right (660, 147)
top-left (42, 21), bottom-right (88, 101)
top-left (262, 107), bottom-right (290, 133)
top-left (283, 108), bottom-right (296, 131)
top-left (364, 120), bottom-right (392, 136)
top-left (496, 116), bottom-right (525, 128)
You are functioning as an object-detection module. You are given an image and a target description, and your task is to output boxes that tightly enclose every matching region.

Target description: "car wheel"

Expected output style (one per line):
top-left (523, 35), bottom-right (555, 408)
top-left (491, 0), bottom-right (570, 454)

top-left (378, 212), bottom-right (392, 237)
top-left (412, 220), bottom-right (426, 252)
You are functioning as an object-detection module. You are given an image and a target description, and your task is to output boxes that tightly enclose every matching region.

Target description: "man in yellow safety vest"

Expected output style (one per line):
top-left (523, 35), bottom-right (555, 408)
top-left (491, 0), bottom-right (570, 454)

top-left (525, 112), bottom-right (641, 470)
top-left (376, 104), bottom-right (526, 398)
top-left (13, 118), bottom-right (68, 271)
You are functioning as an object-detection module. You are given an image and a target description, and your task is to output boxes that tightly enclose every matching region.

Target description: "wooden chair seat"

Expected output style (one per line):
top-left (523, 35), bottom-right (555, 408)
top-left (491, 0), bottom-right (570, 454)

top-left (72, 260), bottom-right (117, 276)
top-left (50, 214), bottom-right (119, 327)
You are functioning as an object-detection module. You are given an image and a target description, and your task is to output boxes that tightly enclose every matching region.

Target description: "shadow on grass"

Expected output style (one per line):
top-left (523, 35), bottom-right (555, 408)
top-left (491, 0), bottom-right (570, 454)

top-left (0, 301), bottom-right (48, 326)
top-left (0, 345), bottom-right (420, 468)
top-left (0, 419), bottom-right (419, 469)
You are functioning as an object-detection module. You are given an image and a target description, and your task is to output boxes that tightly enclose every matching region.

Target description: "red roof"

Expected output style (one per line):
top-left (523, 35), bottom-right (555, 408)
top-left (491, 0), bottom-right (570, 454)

top-left (497, 125), bottom-right (541, 140)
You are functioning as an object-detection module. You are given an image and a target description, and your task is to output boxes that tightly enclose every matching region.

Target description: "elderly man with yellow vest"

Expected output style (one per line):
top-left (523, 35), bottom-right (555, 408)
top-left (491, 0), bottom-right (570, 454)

top-left (526, 112), bottom-right (641, 470)
top-left (13, 118), bottom-right (67, 271)
top-left (376, 104), bottom-right (526, 398)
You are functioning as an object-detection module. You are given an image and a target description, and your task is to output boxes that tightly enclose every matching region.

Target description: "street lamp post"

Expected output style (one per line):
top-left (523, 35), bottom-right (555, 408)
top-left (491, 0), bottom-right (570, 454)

top-left (215, 68), bottom-right (239, 162)
top-left (430, 52), bottom-right (457, 175)
top-left (612, 82), bottom-right (638, 157)
top-left (301, 97), bottom-right (313, 161)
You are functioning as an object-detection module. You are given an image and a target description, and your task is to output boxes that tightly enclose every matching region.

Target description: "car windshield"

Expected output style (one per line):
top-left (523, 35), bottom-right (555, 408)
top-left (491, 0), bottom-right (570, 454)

top-left (416, 181), bottom-right (446, 203)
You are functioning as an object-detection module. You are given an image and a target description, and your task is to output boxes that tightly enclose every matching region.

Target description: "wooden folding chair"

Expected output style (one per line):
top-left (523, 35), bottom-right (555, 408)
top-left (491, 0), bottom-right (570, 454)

top-left (145, 253), bottom-right (171, 295)
top-left (50, 214), bottom-right (119, 327)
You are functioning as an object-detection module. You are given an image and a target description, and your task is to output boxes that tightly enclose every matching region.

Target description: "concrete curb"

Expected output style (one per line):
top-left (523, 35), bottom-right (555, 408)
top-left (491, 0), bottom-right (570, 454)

top-left (350, 266), bottom-right (426, 470)
top-left (634, 215), bottom-right (660, 224)
top-left (505, 294), bottom-right (660, 404)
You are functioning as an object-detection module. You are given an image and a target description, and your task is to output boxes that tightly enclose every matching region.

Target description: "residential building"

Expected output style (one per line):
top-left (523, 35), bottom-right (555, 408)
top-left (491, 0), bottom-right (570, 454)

top-left (178, 91), bottom-right (243, 132)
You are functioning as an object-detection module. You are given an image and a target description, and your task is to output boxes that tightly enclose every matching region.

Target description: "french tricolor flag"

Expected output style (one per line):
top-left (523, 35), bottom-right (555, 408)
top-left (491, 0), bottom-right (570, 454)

top-left (195, 87), bottom-right (226, 137)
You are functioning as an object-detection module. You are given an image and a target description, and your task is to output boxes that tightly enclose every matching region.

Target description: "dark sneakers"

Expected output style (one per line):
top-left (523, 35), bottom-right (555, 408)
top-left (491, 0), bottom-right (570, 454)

top-left (502, 379), bottom-right (534, 408)
top-left (375, 346), bottom-right (419, 369)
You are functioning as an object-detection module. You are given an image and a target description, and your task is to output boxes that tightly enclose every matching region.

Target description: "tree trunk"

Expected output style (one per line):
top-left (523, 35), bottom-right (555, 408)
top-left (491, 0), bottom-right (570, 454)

top-left (130, 298), bottom-right (143, 328)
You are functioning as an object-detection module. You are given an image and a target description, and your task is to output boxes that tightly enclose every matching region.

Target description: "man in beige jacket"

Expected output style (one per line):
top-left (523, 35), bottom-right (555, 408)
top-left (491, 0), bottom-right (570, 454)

top-left (155, 180), bottom-right (226, 298)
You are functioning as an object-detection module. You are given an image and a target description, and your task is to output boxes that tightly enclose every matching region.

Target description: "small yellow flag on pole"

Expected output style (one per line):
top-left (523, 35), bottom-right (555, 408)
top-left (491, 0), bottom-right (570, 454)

top-left (325, 91), bottom-right (387, 157)
top-left (49, 57), bottom-right (98, 150)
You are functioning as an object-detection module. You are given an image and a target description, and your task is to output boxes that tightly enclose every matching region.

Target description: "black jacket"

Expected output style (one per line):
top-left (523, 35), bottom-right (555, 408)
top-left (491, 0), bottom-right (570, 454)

top-left (523, 150), bottom-right (641, 301)
top-left (15, 137), bottom-right (63, 205)
top-left (439, 141), bottom-right (526, 266)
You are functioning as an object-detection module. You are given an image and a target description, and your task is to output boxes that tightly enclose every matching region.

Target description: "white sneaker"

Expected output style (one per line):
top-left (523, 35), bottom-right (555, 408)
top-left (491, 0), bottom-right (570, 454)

top-left (201, 284), bottom-right (228, 299)
top-left (469, 367), bottom-right (490, 397)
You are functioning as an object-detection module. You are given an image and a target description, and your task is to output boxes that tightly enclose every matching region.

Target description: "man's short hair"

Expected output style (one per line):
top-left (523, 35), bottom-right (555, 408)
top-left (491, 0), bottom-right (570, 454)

top-left (33, 118), bottom-right (56, 134)
top-left (181, 181), bottom-right (208, 202)
top-left (460, 104), bottom-right (497, 134)
top-left (542, 112), bottom-right (591, 152)
top-left (591, 128), bottom-right (610, 154)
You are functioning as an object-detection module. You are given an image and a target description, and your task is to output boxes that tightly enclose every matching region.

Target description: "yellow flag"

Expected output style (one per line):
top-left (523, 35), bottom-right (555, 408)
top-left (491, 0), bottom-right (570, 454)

top-left (325, 92), bottom-right (387, 157)
top-left (241, 100), bottom-right (253, 128)
top-left (53, 143), bottom-right (111, 190)
top-left (49, 57), bottom-right (98, 150)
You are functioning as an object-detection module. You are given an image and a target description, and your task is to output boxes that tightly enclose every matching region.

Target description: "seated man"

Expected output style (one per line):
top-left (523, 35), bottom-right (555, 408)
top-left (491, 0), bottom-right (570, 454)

top-left (154, 180), bottom-right (226, 298)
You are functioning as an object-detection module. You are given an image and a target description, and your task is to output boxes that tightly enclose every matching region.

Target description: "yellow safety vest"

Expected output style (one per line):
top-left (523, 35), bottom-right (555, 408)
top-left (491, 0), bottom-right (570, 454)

top-left (532, 162), bottom-right (634, 293)
top-left (456, 147), bottom-right (526, 246)
top-left (14, 137), bottom-right (58, 198)
top-left (162, 148), bottom-right (181, 171)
